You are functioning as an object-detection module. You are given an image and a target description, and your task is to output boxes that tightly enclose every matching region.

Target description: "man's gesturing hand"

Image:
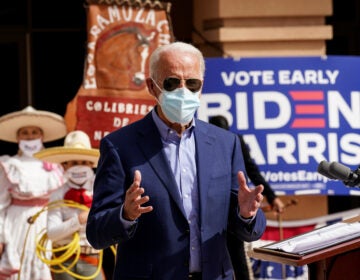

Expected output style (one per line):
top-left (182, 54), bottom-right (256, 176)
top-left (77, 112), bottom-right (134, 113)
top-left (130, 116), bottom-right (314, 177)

top-left (123, 170), bottom-right (153, 221)
top-left (237, 171), bottom-right (264, 219)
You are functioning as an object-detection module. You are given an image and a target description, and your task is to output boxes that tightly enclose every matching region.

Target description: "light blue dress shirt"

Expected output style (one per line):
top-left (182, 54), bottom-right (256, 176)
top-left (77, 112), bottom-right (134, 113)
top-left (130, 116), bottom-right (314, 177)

top-left (151, 109), bottom-right (201, 272)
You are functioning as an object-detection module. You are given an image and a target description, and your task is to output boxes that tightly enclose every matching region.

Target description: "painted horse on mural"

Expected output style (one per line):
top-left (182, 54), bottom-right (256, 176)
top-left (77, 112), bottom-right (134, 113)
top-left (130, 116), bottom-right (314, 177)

top-left (64, 23), bottom-right (160, 134)
top-left (95, 23), bottom-right (158, 91)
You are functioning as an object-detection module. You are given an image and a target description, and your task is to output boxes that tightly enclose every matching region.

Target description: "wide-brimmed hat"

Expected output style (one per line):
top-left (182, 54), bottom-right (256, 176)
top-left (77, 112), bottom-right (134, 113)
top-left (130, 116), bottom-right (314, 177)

top-left (34, 130), bottom-right (100, 167)
top-left (0, 105), bottom-right (67, 143)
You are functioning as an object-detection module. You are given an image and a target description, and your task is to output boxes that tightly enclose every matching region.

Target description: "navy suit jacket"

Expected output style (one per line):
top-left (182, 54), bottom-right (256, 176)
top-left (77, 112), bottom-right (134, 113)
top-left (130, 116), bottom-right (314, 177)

top-left (86, 112), bottom-right (266, 280)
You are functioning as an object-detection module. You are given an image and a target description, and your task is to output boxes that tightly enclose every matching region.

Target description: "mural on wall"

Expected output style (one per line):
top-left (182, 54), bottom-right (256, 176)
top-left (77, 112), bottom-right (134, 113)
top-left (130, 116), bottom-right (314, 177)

top-left (198, 56), bottom-right (360, 196)
top-left (65, 0), bottom-right (174, 147)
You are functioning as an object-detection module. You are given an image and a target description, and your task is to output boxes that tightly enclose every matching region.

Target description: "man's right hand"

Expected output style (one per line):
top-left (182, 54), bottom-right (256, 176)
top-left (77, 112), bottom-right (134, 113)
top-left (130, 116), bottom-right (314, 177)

top-left (123, 170), bottom-right (153, 221)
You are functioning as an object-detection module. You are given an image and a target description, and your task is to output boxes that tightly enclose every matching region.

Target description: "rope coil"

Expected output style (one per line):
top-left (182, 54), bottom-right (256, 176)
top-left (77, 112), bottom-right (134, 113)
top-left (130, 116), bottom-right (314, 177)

top-left (20, 199), bottom-right (114, 280)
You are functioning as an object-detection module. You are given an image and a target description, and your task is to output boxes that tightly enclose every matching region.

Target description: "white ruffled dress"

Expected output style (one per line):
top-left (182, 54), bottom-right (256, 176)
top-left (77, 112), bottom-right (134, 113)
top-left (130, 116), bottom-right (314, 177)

top-left (0, 154), bottom-right (64, 280)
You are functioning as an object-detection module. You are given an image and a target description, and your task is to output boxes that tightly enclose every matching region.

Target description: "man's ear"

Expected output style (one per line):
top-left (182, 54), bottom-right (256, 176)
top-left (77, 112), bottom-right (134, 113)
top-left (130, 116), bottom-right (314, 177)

top-left (146, 78), bottom-right (156, 97)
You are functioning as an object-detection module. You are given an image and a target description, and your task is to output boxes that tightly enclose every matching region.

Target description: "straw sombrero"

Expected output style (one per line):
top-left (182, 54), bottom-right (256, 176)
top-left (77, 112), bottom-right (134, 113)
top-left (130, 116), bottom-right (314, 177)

top-left (34, 130), bottom-right (100, 167)
top-left (0, 105), bottom-right (67, 143)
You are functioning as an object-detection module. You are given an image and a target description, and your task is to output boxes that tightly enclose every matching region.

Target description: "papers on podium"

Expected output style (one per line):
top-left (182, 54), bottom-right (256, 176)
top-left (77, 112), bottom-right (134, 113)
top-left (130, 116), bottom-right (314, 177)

top-left (264, 221), bottom-right (360, 255)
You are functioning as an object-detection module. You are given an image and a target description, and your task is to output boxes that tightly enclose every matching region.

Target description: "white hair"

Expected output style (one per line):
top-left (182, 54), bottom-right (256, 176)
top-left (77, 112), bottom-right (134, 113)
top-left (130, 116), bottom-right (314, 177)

top-left (149, 42), bottom-right (205, 80)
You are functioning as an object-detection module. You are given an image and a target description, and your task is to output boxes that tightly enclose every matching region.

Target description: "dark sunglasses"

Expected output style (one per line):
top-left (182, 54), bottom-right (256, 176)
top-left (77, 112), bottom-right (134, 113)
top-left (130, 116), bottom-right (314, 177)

top-left (163, 77), bottom-right (202, 93)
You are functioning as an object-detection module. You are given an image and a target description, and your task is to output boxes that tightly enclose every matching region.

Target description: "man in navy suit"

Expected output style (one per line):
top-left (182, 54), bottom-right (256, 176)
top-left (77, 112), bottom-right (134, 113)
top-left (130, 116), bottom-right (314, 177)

top-left (86, 41), bottom-right (266, 280)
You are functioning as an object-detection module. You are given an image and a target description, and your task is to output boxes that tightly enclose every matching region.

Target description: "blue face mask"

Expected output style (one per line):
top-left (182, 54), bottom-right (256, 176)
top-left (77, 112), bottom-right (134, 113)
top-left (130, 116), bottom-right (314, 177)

top-left (158, 87), bottom-right (201, 125)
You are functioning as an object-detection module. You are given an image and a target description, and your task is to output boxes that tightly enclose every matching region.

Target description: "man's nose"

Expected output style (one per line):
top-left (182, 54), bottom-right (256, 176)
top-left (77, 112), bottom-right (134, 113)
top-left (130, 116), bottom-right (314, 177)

top-left (179, 79), bottom-right (186, 88)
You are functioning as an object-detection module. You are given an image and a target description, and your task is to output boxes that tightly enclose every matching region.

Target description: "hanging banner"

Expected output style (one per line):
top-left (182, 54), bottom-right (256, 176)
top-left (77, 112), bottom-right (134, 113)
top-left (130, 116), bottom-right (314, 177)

top-left (65, 0), bottom-right (174, 148)
top-left (197, 56), bottom-right (360, 196)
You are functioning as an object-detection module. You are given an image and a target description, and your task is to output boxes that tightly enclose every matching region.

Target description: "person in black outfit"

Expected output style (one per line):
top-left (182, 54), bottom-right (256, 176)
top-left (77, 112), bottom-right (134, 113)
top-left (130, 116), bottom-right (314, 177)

top-left (209, 115), bottom-right (285, 280)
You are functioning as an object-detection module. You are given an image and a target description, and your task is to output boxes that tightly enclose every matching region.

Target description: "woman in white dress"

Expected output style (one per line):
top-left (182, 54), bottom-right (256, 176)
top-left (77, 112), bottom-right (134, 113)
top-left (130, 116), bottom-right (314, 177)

top-left (0, 106), bottom-right (67, 280)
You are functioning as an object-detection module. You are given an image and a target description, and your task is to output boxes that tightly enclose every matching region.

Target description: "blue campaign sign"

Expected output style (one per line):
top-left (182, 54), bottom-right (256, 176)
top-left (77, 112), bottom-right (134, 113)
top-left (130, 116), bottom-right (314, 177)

top-left (197, 56), bottom-right (360, 196)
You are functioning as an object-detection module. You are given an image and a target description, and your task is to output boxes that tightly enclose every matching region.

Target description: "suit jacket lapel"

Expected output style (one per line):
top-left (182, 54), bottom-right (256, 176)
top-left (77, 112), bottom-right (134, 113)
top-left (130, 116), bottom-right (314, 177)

top-left (136, 114), bottom-right (186, 217)
top-left (194, 121), bottom-right (215, 223)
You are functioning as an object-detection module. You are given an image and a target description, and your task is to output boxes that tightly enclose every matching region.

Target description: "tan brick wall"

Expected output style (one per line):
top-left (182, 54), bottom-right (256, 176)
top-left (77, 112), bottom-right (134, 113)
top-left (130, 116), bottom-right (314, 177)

top-left (193, 0), bottom-right (333, 57)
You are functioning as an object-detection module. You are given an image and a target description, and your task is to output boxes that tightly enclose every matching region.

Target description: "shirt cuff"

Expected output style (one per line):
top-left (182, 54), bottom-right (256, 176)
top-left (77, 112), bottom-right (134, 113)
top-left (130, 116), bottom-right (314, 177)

top-left (120, 204), bottom-right (137, 230)
top-left (238, 207), bottom-right (255, 224)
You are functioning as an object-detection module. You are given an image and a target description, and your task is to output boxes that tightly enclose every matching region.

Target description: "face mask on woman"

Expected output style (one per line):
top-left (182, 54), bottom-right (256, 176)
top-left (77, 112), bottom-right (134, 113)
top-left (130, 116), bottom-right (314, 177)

top-left (65, 165), bottom-right (94, 186)
top-left (19, 139), bottom-right (43, 157)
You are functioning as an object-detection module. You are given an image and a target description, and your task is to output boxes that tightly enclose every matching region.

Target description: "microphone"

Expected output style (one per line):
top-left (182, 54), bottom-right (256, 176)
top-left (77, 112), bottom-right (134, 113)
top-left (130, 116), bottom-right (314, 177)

top-left (317, 160), bottom-right (360, 188)
top-left (328, 161), bottom-right (358, 181)
top-left (329, 161), bottom-right (360, 187)
top-left (317, 160), bottom-right (337, 179)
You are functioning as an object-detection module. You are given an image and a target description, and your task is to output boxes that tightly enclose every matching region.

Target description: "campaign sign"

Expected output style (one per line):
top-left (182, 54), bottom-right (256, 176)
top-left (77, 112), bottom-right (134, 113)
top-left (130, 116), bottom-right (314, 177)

top-left (197, 56), bottom-right (360, 196)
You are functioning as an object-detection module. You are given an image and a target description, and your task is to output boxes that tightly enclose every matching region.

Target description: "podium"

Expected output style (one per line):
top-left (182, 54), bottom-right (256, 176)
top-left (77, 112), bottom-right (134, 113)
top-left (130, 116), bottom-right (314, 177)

top-left (248, 216), bottom-right (360, 280)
